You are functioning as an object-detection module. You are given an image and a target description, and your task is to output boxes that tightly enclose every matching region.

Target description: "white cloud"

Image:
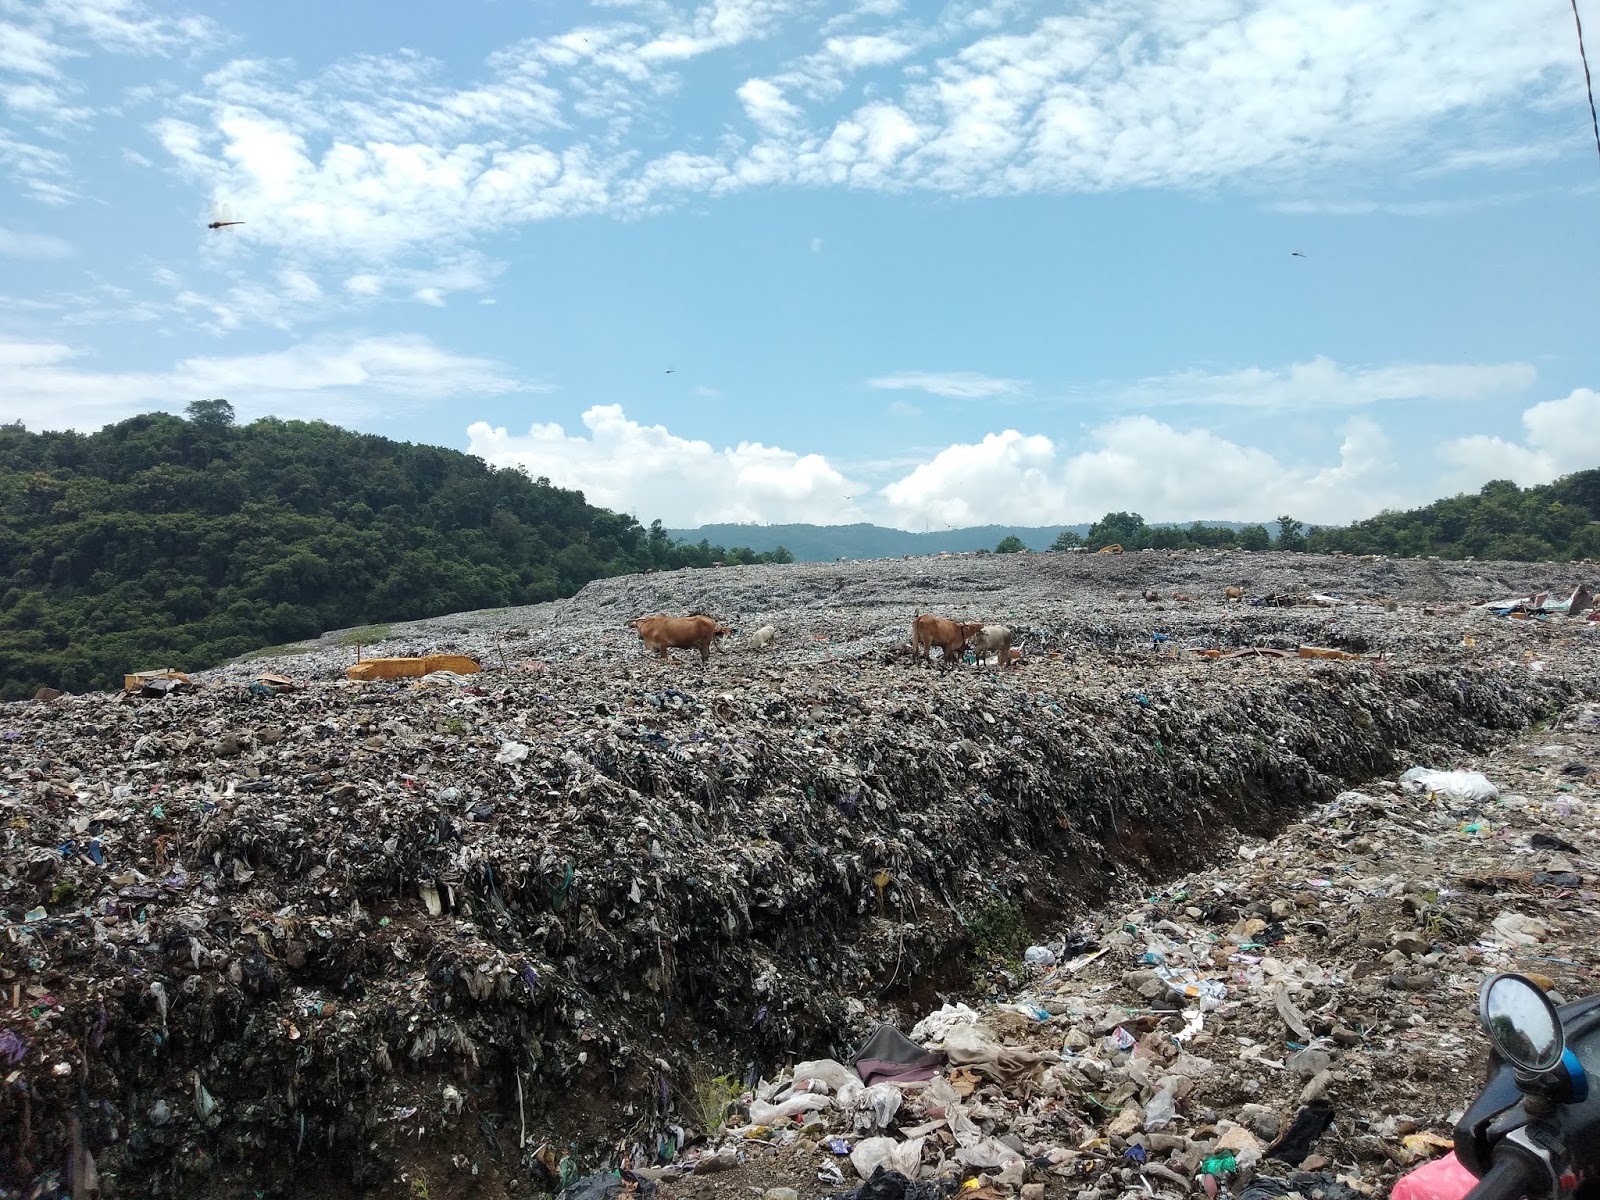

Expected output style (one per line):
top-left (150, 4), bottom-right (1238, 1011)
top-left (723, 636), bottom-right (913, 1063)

top-left (1116, 355), bottom-right (1536, 411)
top-left (737, 78), bottom-right (801, 130)
top-left (809, 235), bottom-right (823, 252)
top-left (869, 370), bottom-right (1026, 398)
top-left (0, 0), bottom-right (216, 198)
top-left (0, 332), bottom-right (527, 431)
top-left (466, 404), bottom-right (860, 526)
top-left (876, 414), bottom-right (1406, 528)
top-left (143, 0), bottom-right (1576, 277)
top-left (1440, 389), bottom-right (1600, 487)
top-left (887, 398), bottom-right (922, 417)
top-left (0, 224), bottom-right (72, 258)
top-left (458, 402), bottom-right (1409, 530)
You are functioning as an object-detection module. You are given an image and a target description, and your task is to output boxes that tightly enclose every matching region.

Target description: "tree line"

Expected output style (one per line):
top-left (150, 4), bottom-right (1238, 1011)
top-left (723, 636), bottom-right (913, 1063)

top-left (1010, 472), bottom-right (1599, 560)
top-left (0, 403), bottom-right (791, 699)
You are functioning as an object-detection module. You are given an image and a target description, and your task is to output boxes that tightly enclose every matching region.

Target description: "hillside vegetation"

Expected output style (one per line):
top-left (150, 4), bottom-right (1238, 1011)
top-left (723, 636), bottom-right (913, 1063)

top-left (0, 403), bottom-right (790, 699)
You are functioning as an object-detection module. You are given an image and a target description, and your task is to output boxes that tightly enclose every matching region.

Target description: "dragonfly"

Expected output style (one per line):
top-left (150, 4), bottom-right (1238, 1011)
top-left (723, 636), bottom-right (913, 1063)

top-left (207, 201), bottom-right (244, 231)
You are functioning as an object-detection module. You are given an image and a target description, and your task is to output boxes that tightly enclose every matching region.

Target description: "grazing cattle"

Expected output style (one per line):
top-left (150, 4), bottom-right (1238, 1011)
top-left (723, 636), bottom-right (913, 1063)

top-left (911, 614), bottom-right (982, 668)
top-left (1225, 586), bottom-right (1244, 603)
top-left (630, 615), bottom-right (732, 663)
top-left (1142, 590), bottom-right (1161, 603)
top-left (747, 624), bottom-right (777, 651)
top-left (970, 624), bottom-right (1014, 668)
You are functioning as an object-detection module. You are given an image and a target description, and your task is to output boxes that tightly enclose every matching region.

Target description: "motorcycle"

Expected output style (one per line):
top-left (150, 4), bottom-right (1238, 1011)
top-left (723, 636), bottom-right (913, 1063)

top-left (1450, 972), bottom-right (1600, 1200)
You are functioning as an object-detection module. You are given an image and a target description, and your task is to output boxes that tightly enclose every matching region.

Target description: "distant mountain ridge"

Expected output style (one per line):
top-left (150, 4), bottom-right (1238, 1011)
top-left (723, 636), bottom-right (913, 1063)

top-left (666, 521), bottom-right (1253, 562)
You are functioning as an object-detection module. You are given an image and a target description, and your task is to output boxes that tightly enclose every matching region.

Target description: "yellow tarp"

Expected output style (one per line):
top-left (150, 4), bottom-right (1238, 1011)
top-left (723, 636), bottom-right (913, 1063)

top-left (344, 655), bottom-right (481, 681)
top-left (124, 668), bottom-right (190, 692)
top-left (1297, 645), bottom-right (1363, 661)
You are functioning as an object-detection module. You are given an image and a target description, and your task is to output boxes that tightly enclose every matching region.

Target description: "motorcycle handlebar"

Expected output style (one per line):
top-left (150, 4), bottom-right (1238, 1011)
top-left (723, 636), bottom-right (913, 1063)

top-left (1463, 1155), bottom-right (1539, 1200)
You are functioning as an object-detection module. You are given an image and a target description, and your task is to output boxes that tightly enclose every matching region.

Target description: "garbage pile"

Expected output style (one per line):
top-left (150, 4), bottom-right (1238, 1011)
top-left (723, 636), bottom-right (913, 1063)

top-left (202, 549), bottom-right (1600, 684)
top-left (642, 701), bottom-right (1600, 1200)
top-left (1, 551), bottom-right (1596, 1199)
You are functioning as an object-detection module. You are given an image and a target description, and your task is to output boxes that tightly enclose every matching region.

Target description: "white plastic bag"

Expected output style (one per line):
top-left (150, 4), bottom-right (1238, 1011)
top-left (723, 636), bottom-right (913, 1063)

top-left (1398, 767), bottom-right (1498, 804)
top-left (748, 1093), bottom-right (831, 1124)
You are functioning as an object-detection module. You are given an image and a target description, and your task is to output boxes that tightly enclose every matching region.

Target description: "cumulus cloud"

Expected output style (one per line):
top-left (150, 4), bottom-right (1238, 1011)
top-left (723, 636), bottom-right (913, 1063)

top-left (1440, 389), bottom-right (1600, 487)
top-left (458, 380), bottom-right (1600, 531)
top-left (0, 332), bottom-right (527, 431)
top-left (466, 405), bottom-right (860, 527)
top-left (869, 370), bottom-right (1025, 399)
top-left (460, 402), bottom-right (1412, 531)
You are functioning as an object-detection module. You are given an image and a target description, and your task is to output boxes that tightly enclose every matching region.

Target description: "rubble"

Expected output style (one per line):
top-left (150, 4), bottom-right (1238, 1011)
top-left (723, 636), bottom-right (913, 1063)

top-left (1, 551), bottom-right (1597, 1198)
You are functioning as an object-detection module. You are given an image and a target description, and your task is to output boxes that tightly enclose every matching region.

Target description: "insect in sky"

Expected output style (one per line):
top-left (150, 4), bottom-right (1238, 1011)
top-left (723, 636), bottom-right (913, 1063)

top-left (207, 202), bottom-right (244, 230)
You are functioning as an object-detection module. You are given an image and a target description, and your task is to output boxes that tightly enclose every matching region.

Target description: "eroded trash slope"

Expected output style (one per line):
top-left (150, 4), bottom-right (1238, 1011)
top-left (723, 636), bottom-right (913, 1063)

top-left (651, 703), bottom-right (1600, 1200)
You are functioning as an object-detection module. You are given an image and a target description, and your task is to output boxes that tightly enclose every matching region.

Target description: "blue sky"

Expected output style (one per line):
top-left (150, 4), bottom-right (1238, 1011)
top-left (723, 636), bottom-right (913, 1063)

top-left (3, 0), bottom-right (1599, 531)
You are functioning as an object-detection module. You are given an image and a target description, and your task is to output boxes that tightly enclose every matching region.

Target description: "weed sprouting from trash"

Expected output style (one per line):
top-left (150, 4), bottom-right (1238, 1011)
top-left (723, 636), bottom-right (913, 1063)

top-left (684, 1067), bottom-right (742, 1137)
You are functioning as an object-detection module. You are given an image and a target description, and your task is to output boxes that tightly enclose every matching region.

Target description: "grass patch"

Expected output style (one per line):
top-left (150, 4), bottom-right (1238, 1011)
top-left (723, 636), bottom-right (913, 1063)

top-left (234, 642), bottom-right (318, 662)
top-left (332, 623), bottom-right (392, 648)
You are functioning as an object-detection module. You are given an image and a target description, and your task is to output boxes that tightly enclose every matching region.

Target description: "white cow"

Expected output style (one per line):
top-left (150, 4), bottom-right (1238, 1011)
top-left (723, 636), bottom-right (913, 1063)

top-left (970, 624), bottom-right (1014, 668)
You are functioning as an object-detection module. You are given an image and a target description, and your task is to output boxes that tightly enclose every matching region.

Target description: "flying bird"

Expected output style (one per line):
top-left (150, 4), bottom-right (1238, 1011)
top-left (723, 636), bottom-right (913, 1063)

top-left (1291, 251), bottom-right (1306, 258)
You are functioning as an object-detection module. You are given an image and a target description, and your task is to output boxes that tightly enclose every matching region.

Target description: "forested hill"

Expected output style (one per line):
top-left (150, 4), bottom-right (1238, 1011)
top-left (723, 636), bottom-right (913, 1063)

top-left (0, 403), bottom-right (789, 699)
top-left (1303, 472), bottom-right (1600, 560)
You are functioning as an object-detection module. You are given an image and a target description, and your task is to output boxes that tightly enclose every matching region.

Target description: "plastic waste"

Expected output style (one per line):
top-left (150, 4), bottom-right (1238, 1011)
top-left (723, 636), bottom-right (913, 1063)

top-left (1388, 1152), bottom-right (1478, 1200)
top-left (1024, 945), bottom-right (1058, 966)
top-left (838, 1166), bottom-right (945, 1200)
top-left (849, 1135), bottom-right (924, 1181)
top-left (748, 1093), bottom-right (831, 1124)
top-left (1398, 767), bottom-right (1499, 804)
top-left (1143, 1087), bottom-right (1178, 1130)
top-left (559, 1171), bottom-right (658, 1200)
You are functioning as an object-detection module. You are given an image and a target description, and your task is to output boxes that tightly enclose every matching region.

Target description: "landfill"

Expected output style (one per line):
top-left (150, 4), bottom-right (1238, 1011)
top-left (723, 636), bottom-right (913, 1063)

top-left (2, 549), bottom-right (1597, 1199)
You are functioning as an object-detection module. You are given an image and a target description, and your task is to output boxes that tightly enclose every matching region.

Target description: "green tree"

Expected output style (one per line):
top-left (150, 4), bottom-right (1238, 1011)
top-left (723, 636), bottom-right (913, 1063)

top-left (995, 535), bottom-right (1027, 554)
top-left (1238, 524), bottom-right (1271, 551)
top-left (185, 398), bottom-right (236, 428)
top-left (1050, 529), bottom-right (1084, 551)
top-left (1274, 515), bottom-right (1306, 552)
top-left (1086, 511), bottom-right (1149, 550)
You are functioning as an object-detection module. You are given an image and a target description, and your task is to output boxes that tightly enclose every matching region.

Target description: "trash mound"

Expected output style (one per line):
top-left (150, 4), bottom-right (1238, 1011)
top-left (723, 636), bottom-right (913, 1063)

top-left (207, 550), bottom-right (1600, 684)
top-left (3, 552), bottom-right (1596, 1198)
top-left (646, 711), bottom-right (1600, 1200)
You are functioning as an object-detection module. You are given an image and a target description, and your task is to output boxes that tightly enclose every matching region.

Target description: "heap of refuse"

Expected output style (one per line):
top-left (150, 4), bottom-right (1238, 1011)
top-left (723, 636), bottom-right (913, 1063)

top-left (636, 702), bottom-right (1600, 1200)
top-left (2, 552), bottom-right (1597, 1198)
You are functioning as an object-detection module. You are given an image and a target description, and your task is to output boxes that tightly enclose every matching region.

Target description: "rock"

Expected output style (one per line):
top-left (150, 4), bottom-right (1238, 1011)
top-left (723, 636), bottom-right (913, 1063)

top-left (764, 1189), bottom-right (800, 1200)
top-left (1108, 1105), bottom-right (1144, 1140)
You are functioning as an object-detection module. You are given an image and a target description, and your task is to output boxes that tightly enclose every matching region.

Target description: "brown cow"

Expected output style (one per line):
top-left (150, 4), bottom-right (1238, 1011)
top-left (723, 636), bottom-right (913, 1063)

top-left (630, 614), bottom-right (732, 663)
top-left (911, 614), bottom-right (982, 668)
top-left (1225, 586), bottom-right (1244, 603)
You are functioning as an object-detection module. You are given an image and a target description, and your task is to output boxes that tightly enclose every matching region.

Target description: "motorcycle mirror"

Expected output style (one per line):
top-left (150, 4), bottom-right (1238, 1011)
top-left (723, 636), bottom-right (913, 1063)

top-left (1479, 973), bottom-right (1565, 1072)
